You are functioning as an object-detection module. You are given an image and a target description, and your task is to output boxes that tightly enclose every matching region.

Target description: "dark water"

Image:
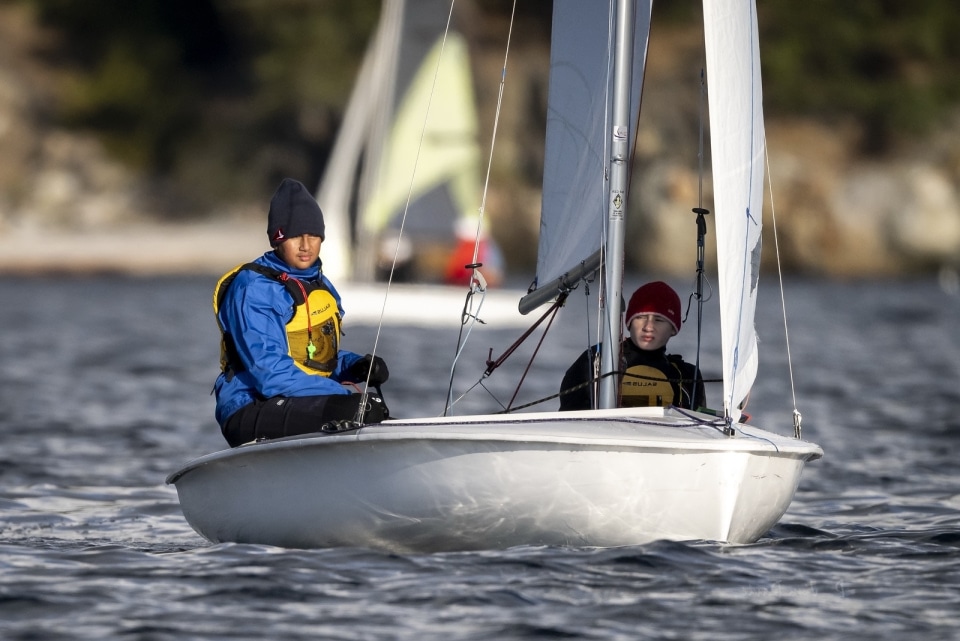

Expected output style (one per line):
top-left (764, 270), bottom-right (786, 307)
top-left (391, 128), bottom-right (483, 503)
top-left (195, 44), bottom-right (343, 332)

top-left (1, 275), bottom-right (959, 640)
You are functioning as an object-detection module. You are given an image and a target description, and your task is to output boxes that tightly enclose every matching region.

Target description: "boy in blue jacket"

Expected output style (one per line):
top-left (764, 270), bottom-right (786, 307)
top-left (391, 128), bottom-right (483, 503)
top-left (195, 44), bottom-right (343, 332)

top-left (213, 178), bottom-right (389, 447)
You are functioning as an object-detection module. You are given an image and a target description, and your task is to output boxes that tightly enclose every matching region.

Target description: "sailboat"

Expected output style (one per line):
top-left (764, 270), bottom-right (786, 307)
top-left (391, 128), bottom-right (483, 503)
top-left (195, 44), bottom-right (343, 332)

top-left (167, 0), bottom-right (822, 552)
top-left (316, 0), bottom-right (502, 286)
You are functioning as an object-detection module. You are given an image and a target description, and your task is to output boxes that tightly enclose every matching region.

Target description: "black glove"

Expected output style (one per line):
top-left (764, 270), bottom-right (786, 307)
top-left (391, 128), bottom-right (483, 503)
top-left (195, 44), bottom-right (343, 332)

top-left (348, 354), bottom-right (389, 385)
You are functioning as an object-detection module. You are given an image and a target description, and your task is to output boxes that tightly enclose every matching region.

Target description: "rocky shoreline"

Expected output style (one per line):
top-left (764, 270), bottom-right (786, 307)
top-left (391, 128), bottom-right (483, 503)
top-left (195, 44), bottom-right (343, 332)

top-left (2, 4), bottom-right (959, 278)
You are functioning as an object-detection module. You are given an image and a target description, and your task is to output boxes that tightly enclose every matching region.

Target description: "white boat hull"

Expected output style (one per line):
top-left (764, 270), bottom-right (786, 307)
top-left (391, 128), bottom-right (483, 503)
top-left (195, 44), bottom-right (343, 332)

top-left (167, 407), bottom-right (822, 552)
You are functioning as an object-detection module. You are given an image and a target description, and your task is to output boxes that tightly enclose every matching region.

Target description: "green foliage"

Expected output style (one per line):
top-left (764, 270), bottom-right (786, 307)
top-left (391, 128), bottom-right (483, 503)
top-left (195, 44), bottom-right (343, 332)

top-left (22, 0), bottom-right (379, 207)
top-left (646, 0), bottom-right (960, 153)
top-left (759, 0), bottom-right (960, 153)
top-left (28, 0), bottom-right (230, 169)
top-left (14, 0), bottom-right (960, 207)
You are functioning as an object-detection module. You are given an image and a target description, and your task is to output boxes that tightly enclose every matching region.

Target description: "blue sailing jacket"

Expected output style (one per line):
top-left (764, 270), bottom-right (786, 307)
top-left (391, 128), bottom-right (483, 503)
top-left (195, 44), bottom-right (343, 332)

top-left (213, 250), bottom-right (364, 426)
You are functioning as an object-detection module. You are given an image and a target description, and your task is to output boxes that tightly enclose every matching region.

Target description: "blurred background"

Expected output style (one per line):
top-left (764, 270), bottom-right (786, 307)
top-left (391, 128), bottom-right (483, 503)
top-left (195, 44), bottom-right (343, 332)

top-left (0, 0), bottom-right (959, 280)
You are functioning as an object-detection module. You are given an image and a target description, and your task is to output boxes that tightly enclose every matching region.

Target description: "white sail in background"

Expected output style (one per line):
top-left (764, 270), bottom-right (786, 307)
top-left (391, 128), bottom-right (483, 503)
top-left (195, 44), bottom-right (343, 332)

top-left (316, 0), bottom-right (487, 283)
top-left (315, 0), bottom-right (401, 282)
top-left (703, 0), bottom-right (765, 422)
top-left (520, 0), bottom-right (651, 312)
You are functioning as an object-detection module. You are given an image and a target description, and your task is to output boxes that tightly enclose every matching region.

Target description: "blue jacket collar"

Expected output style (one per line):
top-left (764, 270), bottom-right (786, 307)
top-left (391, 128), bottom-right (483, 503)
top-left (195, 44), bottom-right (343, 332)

top-left (258, 250), bottom-right (322, 280)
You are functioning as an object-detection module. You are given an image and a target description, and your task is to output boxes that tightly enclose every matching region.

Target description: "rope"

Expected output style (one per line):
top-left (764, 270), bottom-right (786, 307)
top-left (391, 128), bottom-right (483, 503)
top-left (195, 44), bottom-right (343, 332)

top-left (501, 369), bottom-right (722, 414)
top-left (466, 0), bottom-right (517, 271)
top-left (443, 270), bottom-right (489, 415)
top-left (578, 274), bottom-right (600, 410)
top-left (764, 143), bottom-right (802, 439)
top-left (445, 293), bottom-right (563, 414)
top-left (503, 298), bottom-right (563, 410)
top-left (440, 1), bottom-right (519, 414)
top-left (502, 370), bottom-right (620, 413)
top-left (484, 295), bottom-right (565, 376)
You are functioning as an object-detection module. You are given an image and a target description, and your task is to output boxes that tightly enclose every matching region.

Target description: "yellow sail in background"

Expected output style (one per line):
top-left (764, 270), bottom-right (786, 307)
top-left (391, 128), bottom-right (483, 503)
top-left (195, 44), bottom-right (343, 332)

top-left (317, 0), bottom-right (500, 284)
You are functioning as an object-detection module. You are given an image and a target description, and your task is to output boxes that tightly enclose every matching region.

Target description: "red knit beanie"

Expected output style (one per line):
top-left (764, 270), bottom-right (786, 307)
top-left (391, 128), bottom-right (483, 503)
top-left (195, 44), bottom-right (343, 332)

top-left (625, 281), bottom-right (682, 333)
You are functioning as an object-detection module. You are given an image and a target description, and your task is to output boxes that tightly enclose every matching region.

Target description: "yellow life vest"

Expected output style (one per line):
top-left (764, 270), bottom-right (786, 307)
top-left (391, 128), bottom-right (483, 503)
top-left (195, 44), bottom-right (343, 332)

top-left (214, 263), bottom-right (342, 378)
top-left (620, 363), bottom-right (680, 407)
top-left (284, 282), bottom-right (341, 375)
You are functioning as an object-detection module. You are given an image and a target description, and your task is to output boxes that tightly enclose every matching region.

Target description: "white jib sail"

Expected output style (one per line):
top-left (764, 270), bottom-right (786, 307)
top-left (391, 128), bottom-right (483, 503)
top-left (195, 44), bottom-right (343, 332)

top-left (703, 0), bottom-right (765, 423)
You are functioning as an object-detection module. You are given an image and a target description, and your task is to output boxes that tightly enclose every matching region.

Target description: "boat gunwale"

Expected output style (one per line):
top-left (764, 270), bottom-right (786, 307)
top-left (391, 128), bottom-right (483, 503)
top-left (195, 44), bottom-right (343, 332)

top-left (166, 407), bottom-right (822, 485)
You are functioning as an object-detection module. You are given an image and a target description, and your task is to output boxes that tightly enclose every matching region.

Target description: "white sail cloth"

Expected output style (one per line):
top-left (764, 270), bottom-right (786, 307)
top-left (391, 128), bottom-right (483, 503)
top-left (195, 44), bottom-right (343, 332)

top-left (528, 0), bottom-right (651, 299)
top-left (703, 0), bottom-right (765, 422)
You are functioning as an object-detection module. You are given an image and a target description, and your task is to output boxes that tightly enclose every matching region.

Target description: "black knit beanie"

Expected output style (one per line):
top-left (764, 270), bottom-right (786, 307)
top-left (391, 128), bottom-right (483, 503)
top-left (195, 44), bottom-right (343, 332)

top-left (266, 178), bottom-right (326, 246)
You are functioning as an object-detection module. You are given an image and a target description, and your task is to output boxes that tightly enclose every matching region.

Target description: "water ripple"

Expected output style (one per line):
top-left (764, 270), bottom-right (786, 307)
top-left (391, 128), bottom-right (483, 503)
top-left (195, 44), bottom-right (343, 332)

top-left (1, 276), bottom-right (959, 640)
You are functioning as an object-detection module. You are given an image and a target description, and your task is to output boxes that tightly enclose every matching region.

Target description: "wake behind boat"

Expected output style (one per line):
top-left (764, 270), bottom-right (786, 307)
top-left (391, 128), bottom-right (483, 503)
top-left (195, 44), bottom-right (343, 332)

top-left (168, 0), bottom-right (823, 552)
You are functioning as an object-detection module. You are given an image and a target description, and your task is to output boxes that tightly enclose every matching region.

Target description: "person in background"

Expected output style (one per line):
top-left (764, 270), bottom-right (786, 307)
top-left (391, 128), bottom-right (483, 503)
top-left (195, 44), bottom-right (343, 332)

top-left (559, 280), bottom-right (705, 411)
top-left (443, 219), bottom-right (504, 287)
top-left (213, 178), bottom-right (390, 447)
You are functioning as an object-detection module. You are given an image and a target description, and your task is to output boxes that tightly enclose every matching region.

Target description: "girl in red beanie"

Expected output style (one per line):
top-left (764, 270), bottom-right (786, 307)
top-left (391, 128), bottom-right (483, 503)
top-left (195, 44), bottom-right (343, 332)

top-left (559, 281), bottom-right (705, 411)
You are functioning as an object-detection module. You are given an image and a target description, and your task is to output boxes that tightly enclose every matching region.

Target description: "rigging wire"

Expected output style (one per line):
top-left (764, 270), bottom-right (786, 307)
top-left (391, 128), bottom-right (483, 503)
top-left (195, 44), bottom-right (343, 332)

top-left (446, 294), bottom-right (565, 412)
top-left (578, 275), bottom-right (599, 409)
top-left (596, 0), bottom-right (617, 404)
top-left (469, 0), bottom-right (517, 270)
top-left (443, 0), bottom-right (518, 415)
top-left (358, 0), bottom-right (465, 422)
top-left (444, 268), bottom-right (489, 414)
top-left (686, 68), bottom-right (711, 408)
top-left (763, 145), bottom-right (803, 439)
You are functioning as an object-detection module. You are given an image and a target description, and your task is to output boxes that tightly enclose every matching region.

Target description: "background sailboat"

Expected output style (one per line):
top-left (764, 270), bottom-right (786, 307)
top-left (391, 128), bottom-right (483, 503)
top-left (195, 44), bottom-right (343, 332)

top-left (168, 0), bottom-right (822, 552)
top-left (316, 0), bottom-right (502, 286)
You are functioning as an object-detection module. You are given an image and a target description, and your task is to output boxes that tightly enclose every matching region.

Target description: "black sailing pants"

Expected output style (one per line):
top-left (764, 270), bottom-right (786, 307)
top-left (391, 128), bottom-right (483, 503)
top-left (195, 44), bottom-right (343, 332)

top-left (221, 393), bottom-right (389, 447)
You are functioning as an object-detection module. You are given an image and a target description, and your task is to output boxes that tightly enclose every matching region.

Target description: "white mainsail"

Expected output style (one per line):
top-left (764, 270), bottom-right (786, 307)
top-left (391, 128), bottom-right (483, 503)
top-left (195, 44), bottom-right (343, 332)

top-left (519, 0), bottom-right (652, 313)
top-left (703, 0), bottom-right (765, 422)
